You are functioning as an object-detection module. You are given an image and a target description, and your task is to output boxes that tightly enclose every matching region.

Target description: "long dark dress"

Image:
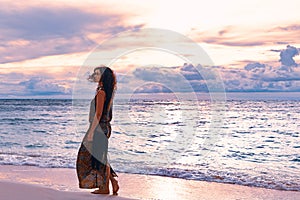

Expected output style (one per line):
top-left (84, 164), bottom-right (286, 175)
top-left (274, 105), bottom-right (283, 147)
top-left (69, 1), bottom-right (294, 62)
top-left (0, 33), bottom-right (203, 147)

top-left (76, 91), bottom-right (117, 189)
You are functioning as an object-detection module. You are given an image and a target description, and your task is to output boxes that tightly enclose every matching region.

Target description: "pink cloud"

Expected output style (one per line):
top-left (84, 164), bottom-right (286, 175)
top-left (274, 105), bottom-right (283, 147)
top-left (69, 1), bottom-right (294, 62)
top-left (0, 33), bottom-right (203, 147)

top-left (0, 4), bottom-right (144, 64)
top-left (190, 24), bottom-right (300, 47)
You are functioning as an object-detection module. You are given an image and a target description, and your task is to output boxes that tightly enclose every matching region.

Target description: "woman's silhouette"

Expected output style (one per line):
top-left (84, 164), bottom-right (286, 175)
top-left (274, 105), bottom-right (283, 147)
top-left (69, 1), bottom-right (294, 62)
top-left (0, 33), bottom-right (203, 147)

top-left (76, 66), bottom-right (119, 194)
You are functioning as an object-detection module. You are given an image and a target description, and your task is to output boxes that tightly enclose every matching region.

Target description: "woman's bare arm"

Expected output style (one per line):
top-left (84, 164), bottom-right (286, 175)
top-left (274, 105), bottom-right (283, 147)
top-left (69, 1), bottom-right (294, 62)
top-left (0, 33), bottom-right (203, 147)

top-left (87, 90), bottom-right (106, 140)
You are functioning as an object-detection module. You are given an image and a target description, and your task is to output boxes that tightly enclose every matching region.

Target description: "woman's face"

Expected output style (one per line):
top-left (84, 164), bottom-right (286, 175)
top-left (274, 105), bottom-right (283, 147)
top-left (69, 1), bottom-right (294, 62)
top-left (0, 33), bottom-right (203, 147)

top-left (93, 69), bottom-right (101, 83)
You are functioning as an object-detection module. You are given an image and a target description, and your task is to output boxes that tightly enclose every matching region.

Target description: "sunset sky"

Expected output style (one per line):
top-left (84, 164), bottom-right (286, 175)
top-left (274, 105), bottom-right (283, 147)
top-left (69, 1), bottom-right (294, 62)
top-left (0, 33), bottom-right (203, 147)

top-left (1, 0), bottom-right (300, 98)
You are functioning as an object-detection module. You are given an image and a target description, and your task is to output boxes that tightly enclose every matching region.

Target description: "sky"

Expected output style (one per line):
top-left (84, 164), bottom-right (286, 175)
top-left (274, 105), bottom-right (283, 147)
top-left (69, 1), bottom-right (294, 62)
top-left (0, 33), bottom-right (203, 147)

top-left (1, 0), bottom-right (300, 98)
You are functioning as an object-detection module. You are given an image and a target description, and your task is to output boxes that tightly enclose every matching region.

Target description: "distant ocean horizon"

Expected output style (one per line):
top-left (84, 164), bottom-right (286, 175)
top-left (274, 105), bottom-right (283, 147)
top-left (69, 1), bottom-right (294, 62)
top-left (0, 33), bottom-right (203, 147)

top-left (1, 92), bottom-right (300, 100)
top-left (0, 92), bottom-right (299, 191)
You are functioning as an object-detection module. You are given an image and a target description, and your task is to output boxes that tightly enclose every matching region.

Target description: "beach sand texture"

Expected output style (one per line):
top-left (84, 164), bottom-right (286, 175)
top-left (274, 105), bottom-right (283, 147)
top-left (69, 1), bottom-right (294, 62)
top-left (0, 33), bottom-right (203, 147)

top-left (0, 165), bottom-right (299, 200)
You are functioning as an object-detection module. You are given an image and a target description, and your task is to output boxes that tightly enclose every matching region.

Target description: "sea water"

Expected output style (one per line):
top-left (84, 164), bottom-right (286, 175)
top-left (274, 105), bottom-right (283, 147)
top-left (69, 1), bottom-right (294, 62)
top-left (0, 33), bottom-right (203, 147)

top-left (0, 93), bottom-right (299, 191)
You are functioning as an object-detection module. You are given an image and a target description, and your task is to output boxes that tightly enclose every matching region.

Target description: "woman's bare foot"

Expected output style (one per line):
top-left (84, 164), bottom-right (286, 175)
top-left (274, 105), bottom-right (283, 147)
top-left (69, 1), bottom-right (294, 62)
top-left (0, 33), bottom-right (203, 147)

top-left (110, 177), bottom-right (119, 195)
top-left (91, 189), bottom-right (109, 194)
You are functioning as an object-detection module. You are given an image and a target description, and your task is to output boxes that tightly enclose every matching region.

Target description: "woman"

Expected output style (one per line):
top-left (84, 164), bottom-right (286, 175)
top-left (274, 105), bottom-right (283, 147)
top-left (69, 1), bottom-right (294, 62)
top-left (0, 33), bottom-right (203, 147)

top-left (76, 66), bottom-right (119, 195)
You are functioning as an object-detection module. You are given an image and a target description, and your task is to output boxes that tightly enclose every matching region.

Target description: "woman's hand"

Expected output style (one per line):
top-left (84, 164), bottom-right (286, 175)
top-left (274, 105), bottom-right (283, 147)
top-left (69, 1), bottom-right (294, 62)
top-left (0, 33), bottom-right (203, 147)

top-left (86, 129), bottom-right (94, 142)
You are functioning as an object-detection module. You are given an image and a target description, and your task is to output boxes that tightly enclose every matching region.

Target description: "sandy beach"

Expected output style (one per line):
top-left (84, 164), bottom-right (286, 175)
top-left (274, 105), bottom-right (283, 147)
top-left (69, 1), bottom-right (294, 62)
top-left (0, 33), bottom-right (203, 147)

top-left (0, 164), bottom-right (299, 200)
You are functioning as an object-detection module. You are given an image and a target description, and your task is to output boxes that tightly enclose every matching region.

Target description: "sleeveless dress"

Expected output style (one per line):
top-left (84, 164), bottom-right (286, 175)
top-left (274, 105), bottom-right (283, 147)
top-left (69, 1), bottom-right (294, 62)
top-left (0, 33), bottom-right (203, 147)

top-left (76, 91), bottom-right (117, 189)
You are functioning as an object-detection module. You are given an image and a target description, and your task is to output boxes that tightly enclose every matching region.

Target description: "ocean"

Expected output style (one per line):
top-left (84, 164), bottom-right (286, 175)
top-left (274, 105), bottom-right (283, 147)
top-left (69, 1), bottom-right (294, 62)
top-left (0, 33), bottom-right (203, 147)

top-left (0, 92), bottom-right (299, 191)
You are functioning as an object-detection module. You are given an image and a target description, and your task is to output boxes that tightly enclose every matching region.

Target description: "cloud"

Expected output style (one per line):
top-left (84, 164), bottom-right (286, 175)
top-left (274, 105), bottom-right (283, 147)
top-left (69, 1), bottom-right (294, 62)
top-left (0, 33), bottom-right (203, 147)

top-left (133, 67), bottom-right (182, 83)
top-left (2, 43), bottom-right (300, 97)
top-left (244, 62), bottom-right (265, 71)
top-left (0, 5), bottom-right (144, 63)
top-left (191, 24), bottom-right (300, 47)
top-left (272, 24), bottom-right (300, 32)
top-left (278, 45), bottom-right (299, 66)
top-left (116, 74), bottom-right (132, 83)
top-left (118, 64), bottom-right (221, 93)
top-left (0, 6), bottom-right (126, 40)
top-left (116, 50), bottom-right (300, 93)
top-left (188, 80), bottom-right (209, 92)
top-left (218, 48), bottom-right (300, 92)
top-left (0, 72), bottom-right (72, 97)
top-left (19, 77), bottom-right (71, 95)
top-left (0, 72), bottom-right (26, 82)
top-left (134, 83), bottom-right (172, 93)
top-left (202, 38), bottom-right (265, 47)
top-left (180, 63), bottom-right (204, 80)
top-left (0, 36), bottom-right (96, 64)
top-left (190, 26), bottom-right (268, 47)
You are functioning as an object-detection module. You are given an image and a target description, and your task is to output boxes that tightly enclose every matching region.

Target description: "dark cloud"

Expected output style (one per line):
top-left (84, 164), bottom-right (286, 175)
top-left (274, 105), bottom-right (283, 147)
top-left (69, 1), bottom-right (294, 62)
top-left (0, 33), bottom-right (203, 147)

top-left (0, 72), bottom-right (73, 97)
top-left (134, 83), bottom-right (172, 93)
top-left (271, 45), bottom-right (300, 67)
top-left (126, 59), bottom-right (298, 93)
top-left (244, 62), bottom-right (265, 71)
top-left (243, 62), bottom-right (266, 81)
top-left (133, 67), bottom-right (182, 83)
top-left (262, 75), bottom-right (300, 82)
top-left (188, 80), bottom-right (209, 92)
top-left (19, 77), bottom-right (70, 95)
top-left (201, 38), bottom-right (265, 47)
top-left (274, 24), bottom-right (300, 32)
top-left (116, 74), bottom-right (132, 83)
top-left (219, 47), bottom-right (300, 92)
top-left (276, 41), bottom-right (289, 45)
top-left (180, 63), bottom-right (204, 80)
top-left (180, 63), bottom-right (218, 80)
top-left (128, 64), bottom-right (220, 93)
top-left (225, 79), bottom-right (240, 87)
top-left (278, 65), bottom-right (293, 72)
top-left (278, 45), bottom-right (299, 66)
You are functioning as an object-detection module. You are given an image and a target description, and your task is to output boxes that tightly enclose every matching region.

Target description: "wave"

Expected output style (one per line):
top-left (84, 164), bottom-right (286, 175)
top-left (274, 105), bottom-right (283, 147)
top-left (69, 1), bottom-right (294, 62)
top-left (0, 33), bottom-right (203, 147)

top-left (1, 161), bottom-right (299, 191)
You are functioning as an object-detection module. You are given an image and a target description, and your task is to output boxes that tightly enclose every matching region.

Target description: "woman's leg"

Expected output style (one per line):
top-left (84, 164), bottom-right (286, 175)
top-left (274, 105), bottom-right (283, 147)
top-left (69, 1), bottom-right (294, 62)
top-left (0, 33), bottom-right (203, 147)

top-left (110, 174), bottom-right (119, 194)
top-left (91, 164), bottom-right (110, 194)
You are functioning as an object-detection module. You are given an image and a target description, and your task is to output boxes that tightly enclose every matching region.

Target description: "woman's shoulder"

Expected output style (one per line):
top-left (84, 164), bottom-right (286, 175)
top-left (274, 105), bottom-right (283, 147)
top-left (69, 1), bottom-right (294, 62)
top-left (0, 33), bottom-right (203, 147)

top-left (96, 87), bottom-right (106, 97)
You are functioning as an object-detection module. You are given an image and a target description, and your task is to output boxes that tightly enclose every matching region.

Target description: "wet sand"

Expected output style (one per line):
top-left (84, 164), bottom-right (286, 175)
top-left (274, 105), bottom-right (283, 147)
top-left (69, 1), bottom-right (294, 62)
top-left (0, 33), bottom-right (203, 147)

top-left (0, 165), bottom-right (298, 200)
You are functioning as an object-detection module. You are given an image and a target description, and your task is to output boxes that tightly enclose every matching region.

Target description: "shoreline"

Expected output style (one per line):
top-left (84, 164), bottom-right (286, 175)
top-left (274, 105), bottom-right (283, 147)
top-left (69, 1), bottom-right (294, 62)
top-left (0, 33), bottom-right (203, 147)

top-left (0, 164), bottom-right (299, 200)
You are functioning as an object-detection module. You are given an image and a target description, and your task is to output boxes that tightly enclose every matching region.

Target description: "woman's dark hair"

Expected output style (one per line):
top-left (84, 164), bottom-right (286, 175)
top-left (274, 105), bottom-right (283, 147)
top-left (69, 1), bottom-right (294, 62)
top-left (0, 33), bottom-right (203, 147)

top-left (88, 66), bottom-right (117, 112)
